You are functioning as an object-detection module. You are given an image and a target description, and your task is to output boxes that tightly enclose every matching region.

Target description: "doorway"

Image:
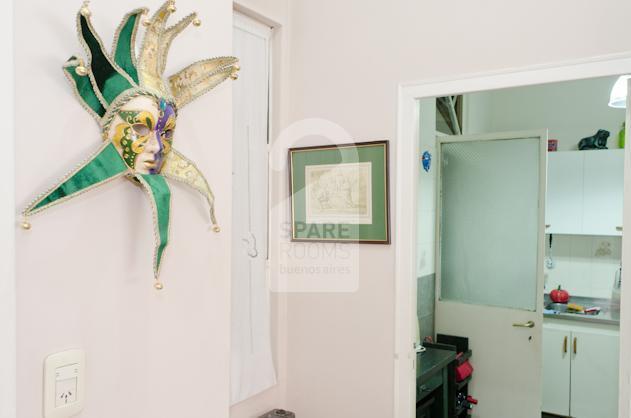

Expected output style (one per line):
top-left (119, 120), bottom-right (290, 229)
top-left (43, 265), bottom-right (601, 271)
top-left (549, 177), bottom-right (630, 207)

top-left (231, 12), bottom-right (277, 405)
top-left (394, 55), bottom-right (631, 418)
top-left (433, 130), bottom-right (546, 418)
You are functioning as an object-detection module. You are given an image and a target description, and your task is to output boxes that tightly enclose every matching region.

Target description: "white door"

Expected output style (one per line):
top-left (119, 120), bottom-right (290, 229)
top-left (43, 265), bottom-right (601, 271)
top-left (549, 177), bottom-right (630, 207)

top-left (570, 329), bottom-right (620, 418)
top-left (542, 324), bottom-right (571, 416)
top-left (435, 130), bottom-right (547, 418)
top-left (231, 13), bottom-right (276, 405)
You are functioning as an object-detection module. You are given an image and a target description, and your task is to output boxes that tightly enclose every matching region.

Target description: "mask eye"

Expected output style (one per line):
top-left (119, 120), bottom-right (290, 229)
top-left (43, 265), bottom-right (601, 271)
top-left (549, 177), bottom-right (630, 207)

top-left (131, 123), bottom-right (150, 137)
top-left (162, 129), bottom-right (174, 140)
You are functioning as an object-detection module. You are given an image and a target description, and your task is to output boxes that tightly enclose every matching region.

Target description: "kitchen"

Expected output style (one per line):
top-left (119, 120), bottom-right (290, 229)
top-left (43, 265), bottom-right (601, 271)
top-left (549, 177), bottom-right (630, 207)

top-left (542, 132), bottom-right (623, 417)
top-left (415, 75), bottom-right (626, 417)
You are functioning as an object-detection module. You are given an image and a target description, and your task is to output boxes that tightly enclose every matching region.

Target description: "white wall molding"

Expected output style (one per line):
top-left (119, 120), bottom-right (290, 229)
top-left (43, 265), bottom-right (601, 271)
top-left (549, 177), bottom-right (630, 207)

top-left (394, 51), bottom-right (631, 418)
top-left (621, 77), bottom-right (631, 418)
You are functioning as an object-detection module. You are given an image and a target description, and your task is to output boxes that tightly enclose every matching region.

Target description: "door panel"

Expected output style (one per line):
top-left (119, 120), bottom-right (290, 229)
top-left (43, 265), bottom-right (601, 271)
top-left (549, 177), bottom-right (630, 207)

top-left (542, 326), bottom-right (571, 416)
top-left (570, 329), bottom-right (619, 418)
top-left (435, 131), bottom-right (547, 418)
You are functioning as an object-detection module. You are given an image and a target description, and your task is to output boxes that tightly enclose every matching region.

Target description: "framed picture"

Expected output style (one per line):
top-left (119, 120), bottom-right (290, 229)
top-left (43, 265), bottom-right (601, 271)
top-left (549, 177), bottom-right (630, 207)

top-left (288, 140), bottom-right (390, 243)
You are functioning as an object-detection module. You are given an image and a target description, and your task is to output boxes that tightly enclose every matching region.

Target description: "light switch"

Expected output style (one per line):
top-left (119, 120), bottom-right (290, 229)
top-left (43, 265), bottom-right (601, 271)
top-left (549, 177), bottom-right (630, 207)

top-left (44, 350), bottom-right (85, 418)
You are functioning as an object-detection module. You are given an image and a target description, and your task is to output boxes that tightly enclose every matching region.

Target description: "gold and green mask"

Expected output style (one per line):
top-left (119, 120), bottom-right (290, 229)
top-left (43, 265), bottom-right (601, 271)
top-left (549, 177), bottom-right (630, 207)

top-left (22, 0), bottom-right (240, 290)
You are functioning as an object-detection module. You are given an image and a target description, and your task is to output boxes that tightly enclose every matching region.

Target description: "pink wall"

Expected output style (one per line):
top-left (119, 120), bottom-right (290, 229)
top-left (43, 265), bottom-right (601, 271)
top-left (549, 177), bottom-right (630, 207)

top-left (280, 0), bottom-right (631, 417)
top-left (1, 1), bottom-right (15, 416)
top-left (15, 1), bottom-right (234, 417)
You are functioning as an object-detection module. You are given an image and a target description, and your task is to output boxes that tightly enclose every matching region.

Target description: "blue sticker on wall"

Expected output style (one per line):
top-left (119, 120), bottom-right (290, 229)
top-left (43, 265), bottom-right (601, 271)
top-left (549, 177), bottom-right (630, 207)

top-left (422, 151), bottom-right (432, 172)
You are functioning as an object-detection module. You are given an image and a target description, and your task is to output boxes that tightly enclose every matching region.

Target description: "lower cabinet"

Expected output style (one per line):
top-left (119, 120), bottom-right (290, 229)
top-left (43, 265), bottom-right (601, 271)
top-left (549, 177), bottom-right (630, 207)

top-left (543, 321), bottom-right (619, 418)
top-left (542, 327), bottom-right (571, 416)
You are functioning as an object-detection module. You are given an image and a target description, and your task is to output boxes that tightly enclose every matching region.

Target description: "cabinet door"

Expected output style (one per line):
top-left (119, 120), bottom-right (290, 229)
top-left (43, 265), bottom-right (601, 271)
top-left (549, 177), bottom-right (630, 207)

top-left (582, 150), bottom-right (624, 236)
top-left (570, 330), bottom-right (619, 418)
top-left (546, 152), bottom-right (584, 234)
top-left (542, 326), bottom-right (571, 416)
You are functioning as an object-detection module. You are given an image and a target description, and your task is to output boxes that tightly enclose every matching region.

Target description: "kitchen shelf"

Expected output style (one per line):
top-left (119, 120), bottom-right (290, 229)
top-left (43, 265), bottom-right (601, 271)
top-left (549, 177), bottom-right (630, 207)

top-left (457, 375), bottom-right (472, 390)
top-left (455, 404), bottom-right (469, 416)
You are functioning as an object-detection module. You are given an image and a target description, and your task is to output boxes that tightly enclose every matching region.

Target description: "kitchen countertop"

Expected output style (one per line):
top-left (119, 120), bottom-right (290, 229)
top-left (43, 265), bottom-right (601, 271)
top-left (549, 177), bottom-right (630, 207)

top-left (543, 294), bottom-right (620, 326)
top-left (417, 346), bottom-right (457, 383)
top-left (416, 346), bottom-right (456, 417)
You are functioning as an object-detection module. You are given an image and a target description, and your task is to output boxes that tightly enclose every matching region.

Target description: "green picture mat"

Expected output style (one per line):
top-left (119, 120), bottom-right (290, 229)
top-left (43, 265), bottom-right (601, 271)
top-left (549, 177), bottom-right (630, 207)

top-left (290, 142), bottom-right (389, 242)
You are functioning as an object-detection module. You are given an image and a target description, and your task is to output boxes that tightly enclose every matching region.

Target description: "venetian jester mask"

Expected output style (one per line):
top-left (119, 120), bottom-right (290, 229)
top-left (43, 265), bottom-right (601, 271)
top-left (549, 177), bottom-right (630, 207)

top-left (22, 0), bottom-right (239, 290)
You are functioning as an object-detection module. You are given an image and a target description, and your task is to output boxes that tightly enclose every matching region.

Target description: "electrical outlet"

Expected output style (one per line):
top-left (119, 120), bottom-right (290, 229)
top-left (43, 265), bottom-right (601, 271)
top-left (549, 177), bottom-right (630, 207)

top-left (54, 364), bottom-right (78, 407)
top-left (44, 350), bottom-right (85, 418)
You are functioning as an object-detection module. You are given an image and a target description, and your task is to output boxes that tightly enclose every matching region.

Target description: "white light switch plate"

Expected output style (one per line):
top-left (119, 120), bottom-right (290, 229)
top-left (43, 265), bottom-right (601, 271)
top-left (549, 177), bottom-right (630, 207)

top-left (44, 349), bottom-right (85, 418)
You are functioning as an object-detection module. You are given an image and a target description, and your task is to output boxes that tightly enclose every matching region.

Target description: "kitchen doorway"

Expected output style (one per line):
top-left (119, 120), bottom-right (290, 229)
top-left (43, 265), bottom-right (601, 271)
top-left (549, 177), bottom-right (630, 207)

top-left (394, 55), bottom-right (631, 418)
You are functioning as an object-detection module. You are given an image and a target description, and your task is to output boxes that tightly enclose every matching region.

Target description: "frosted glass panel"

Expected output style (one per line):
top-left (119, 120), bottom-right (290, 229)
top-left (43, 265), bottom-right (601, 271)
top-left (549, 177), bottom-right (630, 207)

top-left (439, 137), bottom-right (540, 311)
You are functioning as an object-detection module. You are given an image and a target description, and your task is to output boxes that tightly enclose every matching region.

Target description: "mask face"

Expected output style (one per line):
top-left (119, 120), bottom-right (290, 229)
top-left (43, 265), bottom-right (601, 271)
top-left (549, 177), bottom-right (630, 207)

top-left (108, 95), bottom-right (177, 174)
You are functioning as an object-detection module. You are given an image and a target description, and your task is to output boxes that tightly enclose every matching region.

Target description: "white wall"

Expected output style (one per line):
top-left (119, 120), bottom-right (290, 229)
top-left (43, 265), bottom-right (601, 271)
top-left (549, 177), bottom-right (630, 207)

top-left (545, 235), bottom-right (621, 298)
top-left (15, 1), bottom-right (234, 417)
top-left (464, 76), bottom-right (626, 150)
top-left (417, 99), bottom-right (437, 279)
top-left (1, 1), bottom-right (15, 417)
top-left (280, 0), bottom-right (631, 417)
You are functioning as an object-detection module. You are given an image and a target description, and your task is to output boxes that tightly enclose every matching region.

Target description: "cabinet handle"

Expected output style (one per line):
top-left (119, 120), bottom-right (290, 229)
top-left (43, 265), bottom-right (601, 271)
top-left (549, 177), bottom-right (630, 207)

top-left (545, 224), bottom-right (551, 229)
top-left (573, 337), bottom-right (577, 355)
top-left (616, 226), bottom-right (623, 232)
top-left (563, 336), bottom-right (568, 354)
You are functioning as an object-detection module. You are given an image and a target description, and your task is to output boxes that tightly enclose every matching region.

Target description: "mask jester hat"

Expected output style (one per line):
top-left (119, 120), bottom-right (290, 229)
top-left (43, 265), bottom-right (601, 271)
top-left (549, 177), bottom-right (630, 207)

top-left (22, 0), bottom-right (240, 290)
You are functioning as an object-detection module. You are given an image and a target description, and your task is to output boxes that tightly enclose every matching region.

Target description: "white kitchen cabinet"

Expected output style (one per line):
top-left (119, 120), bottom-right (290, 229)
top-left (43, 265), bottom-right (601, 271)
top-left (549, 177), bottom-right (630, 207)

top-left (546, 152), bottom-right (584, 235)
top-left (546, 149), bottom-right (623, 236)
top-left (542, 327), bottom-right (571, 416)
top-left (570, 329), bottom-right (619, 418)
top-left (542, 321), bottom-right (619, 418)
top-left (581, 150), bottom-right (624, 236)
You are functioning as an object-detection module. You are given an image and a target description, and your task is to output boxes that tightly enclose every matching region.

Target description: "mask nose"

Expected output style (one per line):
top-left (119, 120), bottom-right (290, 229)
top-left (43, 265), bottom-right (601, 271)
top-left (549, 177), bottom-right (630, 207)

top-left (144, 132), bottom-right (162, 155)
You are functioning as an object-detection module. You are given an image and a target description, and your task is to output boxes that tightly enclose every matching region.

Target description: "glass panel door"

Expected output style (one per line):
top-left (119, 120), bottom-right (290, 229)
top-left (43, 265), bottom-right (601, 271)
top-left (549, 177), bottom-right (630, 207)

top-left (439, 134), bottom-right (543, 311)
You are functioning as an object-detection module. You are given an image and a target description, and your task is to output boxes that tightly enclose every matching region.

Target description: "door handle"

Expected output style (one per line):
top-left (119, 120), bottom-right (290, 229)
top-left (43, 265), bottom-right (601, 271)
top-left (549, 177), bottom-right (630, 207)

top-left (512, 320), bottom-right (535, 328)
top-left (573, 337), bottom-right (577, 355)
top-left (563, 336), bottom-right (568, 353)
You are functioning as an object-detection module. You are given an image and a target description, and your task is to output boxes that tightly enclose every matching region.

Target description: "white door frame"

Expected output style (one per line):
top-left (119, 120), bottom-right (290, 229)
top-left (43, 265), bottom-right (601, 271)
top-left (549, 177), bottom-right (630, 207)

top-left (394, 52), bottom-right (631, 418)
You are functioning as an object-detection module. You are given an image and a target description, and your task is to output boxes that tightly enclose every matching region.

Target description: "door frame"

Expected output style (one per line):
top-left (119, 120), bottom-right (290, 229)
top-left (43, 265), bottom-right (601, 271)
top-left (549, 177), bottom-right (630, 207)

top-left (231, 10), bottom-right (277, 405)
top-left (394, 52), bottom-right (631, 418)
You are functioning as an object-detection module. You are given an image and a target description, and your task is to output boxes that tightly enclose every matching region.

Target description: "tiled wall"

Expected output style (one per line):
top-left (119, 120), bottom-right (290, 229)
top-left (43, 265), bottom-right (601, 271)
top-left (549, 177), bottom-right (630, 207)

top-left (545, 234), bottom-right (621, 299)
top-left (417, 274), bottom-right (436, 341)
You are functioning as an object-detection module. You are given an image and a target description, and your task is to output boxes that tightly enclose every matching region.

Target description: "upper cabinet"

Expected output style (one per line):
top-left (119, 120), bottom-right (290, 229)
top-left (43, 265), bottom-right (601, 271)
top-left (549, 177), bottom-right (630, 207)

top-left (546, 152), bottom-right (584, 234)
top-left (546, 149), bottom-right (624, 236)
top-left (582, 150), bottom-right (624, 235)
